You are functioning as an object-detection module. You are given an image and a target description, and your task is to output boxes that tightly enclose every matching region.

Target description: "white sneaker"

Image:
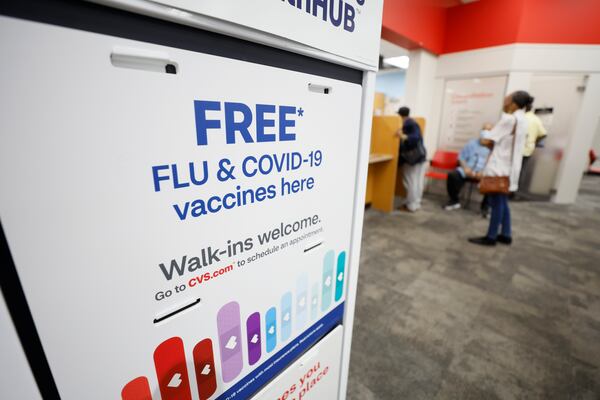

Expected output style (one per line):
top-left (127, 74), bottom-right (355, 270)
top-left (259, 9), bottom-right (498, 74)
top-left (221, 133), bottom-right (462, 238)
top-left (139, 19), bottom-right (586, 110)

top-left (444, 203), bottom-right (461, 211)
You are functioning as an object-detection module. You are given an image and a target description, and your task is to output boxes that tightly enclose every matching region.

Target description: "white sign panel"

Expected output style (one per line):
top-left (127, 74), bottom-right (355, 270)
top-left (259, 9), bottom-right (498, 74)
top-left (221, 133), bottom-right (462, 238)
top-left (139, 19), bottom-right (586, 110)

top-left (0, 18), bottom-right (361, 400)
top-left (251, 326), bottom-right (343, 400)
top-left (136, 0), bottom-right (383, 68)
top-left (438, 76), bottom-right (507, 151)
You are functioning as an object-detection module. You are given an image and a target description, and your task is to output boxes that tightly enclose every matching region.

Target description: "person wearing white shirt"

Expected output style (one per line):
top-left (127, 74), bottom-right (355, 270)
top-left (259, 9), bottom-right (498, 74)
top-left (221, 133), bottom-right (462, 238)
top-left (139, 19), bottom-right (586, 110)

top-left (469, 91), bottom-right (530, 246)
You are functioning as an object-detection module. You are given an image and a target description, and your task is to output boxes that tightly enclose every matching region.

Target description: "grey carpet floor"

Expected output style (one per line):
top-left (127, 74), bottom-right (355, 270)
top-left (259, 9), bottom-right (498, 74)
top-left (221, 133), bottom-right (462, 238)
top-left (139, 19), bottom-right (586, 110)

top-left (347, 176), bottom-right (600, 400)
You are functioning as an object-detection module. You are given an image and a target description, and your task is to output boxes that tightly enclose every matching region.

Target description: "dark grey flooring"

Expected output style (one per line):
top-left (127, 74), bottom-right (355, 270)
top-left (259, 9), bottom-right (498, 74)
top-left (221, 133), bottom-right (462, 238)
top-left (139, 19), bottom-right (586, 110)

top-left (348, 176), bottom-right (600, 400)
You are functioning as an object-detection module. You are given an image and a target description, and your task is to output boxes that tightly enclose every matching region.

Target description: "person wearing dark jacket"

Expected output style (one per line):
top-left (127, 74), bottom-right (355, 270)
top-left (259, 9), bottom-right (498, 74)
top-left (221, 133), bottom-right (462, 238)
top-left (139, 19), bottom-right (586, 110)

top-left (396, 106), bottom-right (427, 212)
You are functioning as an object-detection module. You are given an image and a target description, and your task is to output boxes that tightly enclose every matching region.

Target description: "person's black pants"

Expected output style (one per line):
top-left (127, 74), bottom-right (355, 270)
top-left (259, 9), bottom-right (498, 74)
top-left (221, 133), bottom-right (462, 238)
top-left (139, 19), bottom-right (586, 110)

top-left (447, 169), bottom-right (490, 211)
top-left (481, 194), bottom-right (490, 213)
top-left (518, 155), bottom-right (531, 193)
top-left (447, 170), bottom-right (465, 204)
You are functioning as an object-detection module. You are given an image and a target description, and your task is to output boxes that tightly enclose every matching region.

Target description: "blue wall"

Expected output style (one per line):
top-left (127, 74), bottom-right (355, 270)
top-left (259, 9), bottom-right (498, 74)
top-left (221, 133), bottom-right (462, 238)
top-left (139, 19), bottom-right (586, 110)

top-left (375, 70), bottom-right (406, 98)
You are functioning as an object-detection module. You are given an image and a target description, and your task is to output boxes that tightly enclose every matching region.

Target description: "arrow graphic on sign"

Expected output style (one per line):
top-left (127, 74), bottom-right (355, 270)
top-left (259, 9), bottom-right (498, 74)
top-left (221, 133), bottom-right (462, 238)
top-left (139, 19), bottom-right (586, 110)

top-left (299, 296), bottom-right (306, 307)
top-left (251, 334), bottom-right (259, 344)
top-left (225, 336), bottom-right (237, 350)
top-left (167, 373), bottom-right (182, 388)
top-left (325, 276), bottom-right (332, 287)
top-left (312, 298), bottom-right (317, 305)
top-left (268, 325), bottom-right (275, 335)
top-left (283, 312), bottom-right (290, 322)
top-left (201, 364), bottom-right (211, 376)
top-left (338, 272), bottom-right (344, 281)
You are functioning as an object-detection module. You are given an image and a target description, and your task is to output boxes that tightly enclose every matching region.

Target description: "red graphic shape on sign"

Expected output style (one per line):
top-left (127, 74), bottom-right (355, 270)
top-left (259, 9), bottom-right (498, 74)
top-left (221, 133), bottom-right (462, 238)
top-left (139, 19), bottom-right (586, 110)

top-left (121, 376), bottom-right (152, 400)
top-left (193, 338), bottom-right (218, 400)
top-left (153, 337), bottom-right (192, 400)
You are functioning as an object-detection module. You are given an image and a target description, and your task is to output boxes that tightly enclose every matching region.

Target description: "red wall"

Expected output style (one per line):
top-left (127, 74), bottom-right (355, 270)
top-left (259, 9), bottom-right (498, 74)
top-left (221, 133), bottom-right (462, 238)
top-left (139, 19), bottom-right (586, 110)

top-left (518, 0), bottom-right (600, 45)
top-left (382, 0), bottom-right (600, 55)
top-left (382, 0), bottom-right (447, 54)
top-left (443, 0), bottom-right (525, 54)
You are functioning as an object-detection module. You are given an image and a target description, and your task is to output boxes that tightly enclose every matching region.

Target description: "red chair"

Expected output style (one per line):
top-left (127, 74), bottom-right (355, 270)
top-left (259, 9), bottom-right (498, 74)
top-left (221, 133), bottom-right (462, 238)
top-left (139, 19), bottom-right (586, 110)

top-left (425, 150), bottom-right (470, 204)
top-left (425, 150), bottom-right (459, 180)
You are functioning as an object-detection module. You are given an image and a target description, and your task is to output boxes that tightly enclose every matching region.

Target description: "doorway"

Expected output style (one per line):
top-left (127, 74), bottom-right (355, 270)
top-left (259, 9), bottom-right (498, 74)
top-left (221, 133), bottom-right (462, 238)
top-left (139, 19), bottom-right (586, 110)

top-left (524, 74), bottom-right (586, 198)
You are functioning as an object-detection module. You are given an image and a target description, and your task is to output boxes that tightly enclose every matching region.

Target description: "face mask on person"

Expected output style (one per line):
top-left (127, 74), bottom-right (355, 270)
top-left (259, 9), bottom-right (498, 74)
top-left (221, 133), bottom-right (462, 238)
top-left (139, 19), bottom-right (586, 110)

top-left (480, 130), bottom-right (491, 139)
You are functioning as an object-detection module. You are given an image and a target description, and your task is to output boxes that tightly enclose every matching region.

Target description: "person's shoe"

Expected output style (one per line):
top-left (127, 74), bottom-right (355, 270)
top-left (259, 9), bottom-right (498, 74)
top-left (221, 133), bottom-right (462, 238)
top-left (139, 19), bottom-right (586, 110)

top-left (481, 210), bottom-right (489, 219)
top-left (468, 236), bottom-right (497, 246)
top-left (443, 202), bottom-right (461, 211)
top-left (497, 235), bottom-right (512, 245)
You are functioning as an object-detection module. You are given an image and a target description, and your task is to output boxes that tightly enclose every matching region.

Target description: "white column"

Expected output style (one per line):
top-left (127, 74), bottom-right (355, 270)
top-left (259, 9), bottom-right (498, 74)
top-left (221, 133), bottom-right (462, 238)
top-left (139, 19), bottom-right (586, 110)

top-left (553, 73), bottom-right (600, 203)
top-left (427, 77), bottom-right (446, 155)
top-left (405, 49), bottom-right (439, 153)
top-left (504, 71), bottom-right (532, 95)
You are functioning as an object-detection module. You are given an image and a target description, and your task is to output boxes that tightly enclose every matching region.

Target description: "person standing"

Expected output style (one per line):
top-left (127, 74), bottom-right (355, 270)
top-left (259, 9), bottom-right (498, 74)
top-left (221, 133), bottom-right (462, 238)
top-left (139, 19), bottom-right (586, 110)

top-left (518, 97), bottom-right (547, 195)
top-left (397, 106), bottom-right (427, 212)
top-left (468, 91), bottom-right (530, 246)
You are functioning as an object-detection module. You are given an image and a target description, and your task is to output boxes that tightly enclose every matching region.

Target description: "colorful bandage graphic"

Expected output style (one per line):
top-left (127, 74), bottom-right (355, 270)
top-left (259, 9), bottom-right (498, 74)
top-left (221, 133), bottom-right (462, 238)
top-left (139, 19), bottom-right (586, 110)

top-left (246, 312), bottom-right (262, 365)
top-left (121, 249), bottom-right (347, 399)
top-left (280, 292), bottom-right (292, 342)
top-left (193, 339), bottom-right (217, 400)
top-left (296, 274), bottom-right (309, 330)
top-left (265, 306), bottom-right (277, 353)
top-left (335, 251), bottom-right (346, 301)
top-left (217, 301), bottom-right (243, 383)
top-left (153, 337), bottom-right (192, 400)
top-left (321, 250), bottom-right (335, 311)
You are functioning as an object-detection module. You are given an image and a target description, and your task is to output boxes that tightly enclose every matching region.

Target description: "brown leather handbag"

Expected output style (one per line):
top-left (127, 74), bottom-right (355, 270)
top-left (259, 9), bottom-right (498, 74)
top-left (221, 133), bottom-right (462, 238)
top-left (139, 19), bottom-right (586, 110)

top-left (479, 121), bottom-right (516, 195)
top-left (479, 175), bottom-right (510, 194)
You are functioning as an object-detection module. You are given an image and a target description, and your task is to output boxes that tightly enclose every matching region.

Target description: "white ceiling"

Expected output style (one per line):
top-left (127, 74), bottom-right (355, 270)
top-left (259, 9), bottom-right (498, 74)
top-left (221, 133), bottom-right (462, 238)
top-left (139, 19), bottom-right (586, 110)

top-left (379, 39), bottom-right (410, 59)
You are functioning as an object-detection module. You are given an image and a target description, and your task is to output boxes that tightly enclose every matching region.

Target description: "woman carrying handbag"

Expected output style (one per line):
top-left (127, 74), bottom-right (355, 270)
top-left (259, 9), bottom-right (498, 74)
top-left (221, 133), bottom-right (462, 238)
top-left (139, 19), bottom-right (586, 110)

top-left (469, 91), bottom-right (531, 246)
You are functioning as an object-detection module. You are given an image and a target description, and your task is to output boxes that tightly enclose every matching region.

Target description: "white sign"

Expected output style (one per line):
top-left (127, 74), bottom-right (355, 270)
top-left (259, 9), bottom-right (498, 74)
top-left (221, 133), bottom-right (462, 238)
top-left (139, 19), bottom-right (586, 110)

top-left (438, 76), bottom-right (507, 151)
top-left (0, 18), bottom-right (362, 400)
top-left (139, 0), bottom-right (383, 68)
top-left (251, 326), bottom-right (343, 400)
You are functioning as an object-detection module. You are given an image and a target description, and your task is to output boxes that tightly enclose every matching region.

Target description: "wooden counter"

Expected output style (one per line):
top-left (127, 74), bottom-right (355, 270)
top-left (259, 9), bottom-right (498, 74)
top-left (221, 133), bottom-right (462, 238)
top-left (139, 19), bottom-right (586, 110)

top-left (366, 116), bottom-right (426, 212)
